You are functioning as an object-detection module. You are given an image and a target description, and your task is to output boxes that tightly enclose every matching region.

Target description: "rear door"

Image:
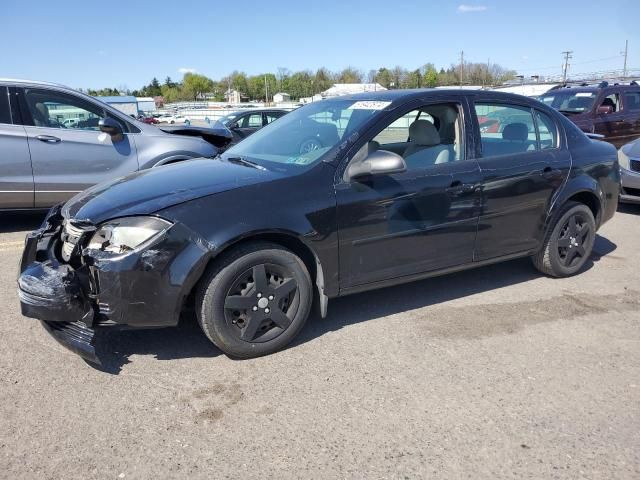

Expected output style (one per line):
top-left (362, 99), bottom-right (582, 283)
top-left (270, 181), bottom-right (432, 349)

top-left (621, 89), bottom-right (640, 143)
top-left (263, 110), bottom-right (286, 126)
top-left (0, 86), bottom-right (33, 209)
top-left (593, 90), bottom-right (628, 148)
top-left (233, 112), bottom-right (264, 140)
top-left (471, 100), bottom-right (571, 260)
top-left (18, 86), bottom-right (139, 207)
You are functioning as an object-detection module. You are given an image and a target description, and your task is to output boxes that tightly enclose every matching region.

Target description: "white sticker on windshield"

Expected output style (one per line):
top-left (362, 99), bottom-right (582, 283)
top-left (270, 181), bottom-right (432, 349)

top-left (575, 92), bottom-right (594, 97)
top-left (542, 97), bottom-right (553, 102)
top-left (348, 101), bottom-right (391, 110)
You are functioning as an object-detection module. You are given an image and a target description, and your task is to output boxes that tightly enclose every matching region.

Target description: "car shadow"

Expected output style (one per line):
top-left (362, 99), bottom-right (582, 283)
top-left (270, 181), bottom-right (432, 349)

top-left (618, 202), bottom-right (640, 215)
top-left (91, 234), bottom-right (617, 374)
top-left (292, 233), bottom-right (617, 349)
top-left (89, 315), bottom-right (222, 374)
top-left (0, 211), bottom-right (47, 233)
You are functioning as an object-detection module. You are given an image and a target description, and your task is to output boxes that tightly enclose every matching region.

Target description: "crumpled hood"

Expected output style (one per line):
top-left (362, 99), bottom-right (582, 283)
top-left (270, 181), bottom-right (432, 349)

top-left (62, 158), bottom-right (279, 224)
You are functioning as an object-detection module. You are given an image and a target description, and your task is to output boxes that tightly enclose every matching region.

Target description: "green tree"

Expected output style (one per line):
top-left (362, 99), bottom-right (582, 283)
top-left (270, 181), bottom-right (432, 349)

top-left (182, 73), bottom-right (214, 101)
top-left (406, 69), bottom-right (422, 88)
top-left (337, 66), bottom-right (363, 84)
top-left (423, 66), bottom-right (438, 88)
top-left (374, 68), bottom-right (393, 89)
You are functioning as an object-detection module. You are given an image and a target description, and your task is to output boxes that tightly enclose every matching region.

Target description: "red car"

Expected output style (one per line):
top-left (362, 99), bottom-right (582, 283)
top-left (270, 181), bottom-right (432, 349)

top-left (139, 116), bottom-right (159, 125)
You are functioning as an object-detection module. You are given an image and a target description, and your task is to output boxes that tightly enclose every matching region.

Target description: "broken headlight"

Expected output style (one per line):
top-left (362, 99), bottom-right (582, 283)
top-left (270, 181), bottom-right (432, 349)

top-left (87, 216), bottom-right (172, 254)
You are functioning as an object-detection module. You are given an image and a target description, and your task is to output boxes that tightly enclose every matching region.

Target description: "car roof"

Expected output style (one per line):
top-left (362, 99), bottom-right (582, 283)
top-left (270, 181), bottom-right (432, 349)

top-left (324, 88), bottom-right (540, 106)
top-left (0, 78), bottom-right (68, 88)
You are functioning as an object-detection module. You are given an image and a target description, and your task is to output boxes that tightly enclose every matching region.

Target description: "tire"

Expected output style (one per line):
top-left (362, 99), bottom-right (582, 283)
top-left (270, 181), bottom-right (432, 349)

top-left (299, 138), bottom-right (322, 154)
top-left (196, 242), bottom-right (313, 358)
top-left (532, 201), bottom-right (596, 277)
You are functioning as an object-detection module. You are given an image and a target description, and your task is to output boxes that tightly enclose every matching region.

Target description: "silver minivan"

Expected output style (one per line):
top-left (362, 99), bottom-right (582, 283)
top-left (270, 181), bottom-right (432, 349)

top-left (0, 79), bottom-right (231, 209)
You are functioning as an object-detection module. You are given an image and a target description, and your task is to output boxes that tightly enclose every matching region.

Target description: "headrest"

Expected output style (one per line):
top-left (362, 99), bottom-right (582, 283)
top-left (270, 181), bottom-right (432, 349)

top-left (502, 123), bottom-right (528, 142)
top-left (409, 120), bottom-right (440, 146)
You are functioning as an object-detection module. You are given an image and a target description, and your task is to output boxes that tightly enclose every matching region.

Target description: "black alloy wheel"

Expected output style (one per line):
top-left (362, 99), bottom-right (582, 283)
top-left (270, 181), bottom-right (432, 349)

top-left (532, 201), bottom-right (596, 277)
top-left (223, 263), bottom-right (300, 343)
top-left (556, 211), bottom-right (592, 268)
top-left (197, 242), bottom-right (312, 358)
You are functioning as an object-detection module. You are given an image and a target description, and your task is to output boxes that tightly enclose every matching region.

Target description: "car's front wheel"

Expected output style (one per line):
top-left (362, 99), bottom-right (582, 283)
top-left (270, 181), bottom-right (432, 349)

top-left (532, 201), bottom-right (596, 277)
top-left (197, 242), bottom-right (312, 358)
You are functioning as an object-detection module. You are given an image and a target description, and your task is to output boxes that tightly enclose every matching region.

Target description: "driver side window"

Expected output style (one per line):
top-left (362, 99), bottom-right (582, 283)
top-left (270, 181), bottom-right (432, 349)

top-left (368, 102), bottom-right (464, 171)
top-left (23, 88), bottom-right (107, 131)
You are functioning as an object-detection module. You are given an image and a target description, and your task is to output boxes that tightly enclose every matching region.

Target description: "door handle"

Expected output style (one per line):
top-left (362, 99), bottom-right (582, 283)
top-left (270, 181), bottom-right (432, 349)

top-left (541, 166), bottom-right (562, 179)
top-left (446, 181), bottom-right (479, 195)
top-left (35, 135), bottom-right (61, 143)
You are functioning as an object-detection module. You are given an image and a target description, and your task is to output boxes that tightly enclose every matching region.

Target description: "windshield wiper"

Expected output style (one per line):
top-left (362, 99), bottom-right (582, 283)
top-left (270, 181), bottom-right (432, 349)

top-left (226, 156), bottom-right (266, 170)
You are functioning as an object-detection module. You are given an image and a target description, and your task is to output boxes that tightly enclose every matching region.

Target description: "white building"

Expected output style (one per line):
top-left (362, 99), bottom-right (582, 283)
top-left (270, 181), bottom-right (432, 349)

top-left (224, 89), bottom-right (245, 104)
top-left (491, 83), bottom-right (560, 97)
top-left (95, 96), bottom-right (138, 116)
top-left (322, 83), bottom-right (386, 98)
top-left (273, 92), bottom-right (291, 103)
top-left (136, 97), bottom-right (156, 113)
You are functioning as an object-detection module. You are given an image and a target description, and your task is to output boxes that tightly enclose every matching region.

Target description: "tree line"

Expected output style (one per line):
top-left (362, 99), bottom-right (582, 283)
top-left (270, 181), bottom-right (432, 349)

top-left (86, 62), bottom-right (517, 103)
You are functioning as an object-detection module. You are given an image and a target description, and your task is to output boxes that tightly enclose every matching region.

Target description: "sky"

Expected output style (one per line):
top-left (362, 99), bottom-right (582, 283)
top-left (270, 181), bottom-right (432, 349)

top-left (2, 0), bottom-right (639, 90)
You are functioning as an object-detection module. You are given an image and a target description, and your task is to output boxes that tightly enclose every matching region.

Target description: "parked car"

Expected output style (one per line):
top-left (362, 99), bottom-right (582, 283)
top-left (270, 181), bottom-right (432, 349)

top-left (539, 81), bottom-right (640, 148)
top-left (62, 117), bottom-right (80, 128)
top-left (138, 115), bottom-right (159, 125)
top-left (0, 79), bottom-right (231, 209)
top-left (157, 113), bottom-right (190, 124)
top-left (477, 108), bottom-right (536, 134)
top-left (216, 109), bottom-right (288, 144)
top-left (618, 137), bottom-right (640, 203)
top-left (18, 89), bottom-right (619, 363)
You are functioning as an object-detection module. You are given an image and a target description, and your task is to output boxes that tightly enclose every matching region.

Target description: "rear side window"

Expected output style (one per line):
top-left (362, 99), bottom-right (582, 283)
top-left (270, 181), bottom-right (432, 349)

top-left (0, 87), bottom-right (11, 124)
top-left (534, 110), bottom-right (558, 149)
top-left (623, 91), bottom-right (640, 111)
top-left (475, 103), bottom-right (536, 157)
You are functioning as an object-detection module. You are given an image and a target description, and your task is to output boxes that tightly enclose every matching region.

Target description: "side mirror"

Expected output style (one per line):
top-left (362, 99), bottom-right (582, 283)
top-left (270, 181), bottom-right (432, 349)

top-left (597, 105), bottom-right (613, 115)
top-left (230, 122), bottom-right (240, 130)
top-left (347, 150), bottom-right (407, 180)
top-left (99, 117), bottom-right (124, 141)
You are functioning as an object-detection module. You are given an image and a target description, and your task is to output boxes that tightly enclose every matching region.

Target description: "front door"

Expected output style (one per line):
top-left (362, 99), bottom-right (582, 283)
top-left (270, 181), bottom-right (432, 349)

top-left (0, 86), bottom-right (33, 209)
top-left (336, 100), bottom-right (482, 289)
top-left (471, 101), bottom-right (571, 260)
top-left (232, 112), bottom-right (264, 141)
top-left (18, 87), bottom-right (139, 207)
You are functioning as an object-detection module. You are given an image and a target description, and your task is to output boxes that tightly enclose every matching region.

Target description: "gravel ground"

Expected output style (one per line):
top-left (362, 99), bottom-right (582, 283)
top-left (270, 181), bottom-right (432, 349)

top-left (0, 205), bottom-right (639, 479)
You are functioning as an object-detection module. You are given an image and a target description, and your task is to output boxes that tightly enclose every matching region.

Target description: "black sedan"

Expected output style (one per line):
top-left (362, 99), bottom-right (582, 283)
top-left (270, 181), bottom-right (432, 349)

top-left (18, 89), bottom-right (620, 363)
top-left (216, 109), bottom-right (288, 145)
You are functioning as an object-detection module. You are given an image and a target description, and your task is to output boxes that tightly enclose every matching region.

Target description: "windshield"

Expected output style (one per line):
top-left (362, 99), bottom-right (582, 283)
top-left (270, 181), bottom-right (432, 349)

top-left (222, 99), bottom-right (387, 171)
top-left (539, 90), bottom-right (596, 113)
top-left (217, 113), bottom-right (237, 126)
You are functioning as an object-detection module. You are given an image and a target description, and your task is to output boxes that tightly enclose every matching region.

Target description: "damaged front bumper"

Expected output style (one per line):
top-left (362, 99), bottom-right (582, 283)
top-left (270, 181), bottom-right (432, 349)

top-left (17, 205), bottom-right (212, 363)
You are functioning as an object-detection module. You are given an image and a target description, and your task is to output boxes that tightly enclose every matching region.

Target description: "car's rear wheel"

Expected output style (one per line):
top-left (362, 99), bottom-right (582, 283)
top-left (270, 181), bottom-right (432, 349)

top-left (196, 242), bottom-right (312, 358)
top-left (299, 138), bottom-right (322, 154)
top-left (532, 201), bottom-right (596, 277)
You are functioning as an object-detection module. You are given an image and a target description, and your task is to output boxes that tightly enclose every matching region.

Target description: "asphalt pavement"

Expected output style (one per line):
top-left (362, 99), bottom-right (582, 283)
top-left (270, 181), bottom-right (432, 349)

top-left (0, 206), bottom-right (639, 479)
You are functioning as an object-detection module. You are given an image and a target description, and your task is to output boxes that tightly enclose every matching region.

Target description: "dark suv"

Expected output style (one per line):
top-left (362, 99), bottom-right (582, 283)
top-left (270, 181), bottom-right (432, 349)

top-left (540, 81), bottom-right (640, 148)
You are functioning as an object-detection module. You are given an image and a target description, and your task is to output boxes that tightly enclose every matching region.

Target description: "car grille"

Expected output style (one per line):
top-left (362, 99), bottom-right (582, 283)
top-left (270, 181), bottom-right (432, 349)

top-left (630, 159), bottom-right (640, 173)
top-left (61, 220), bottom-right (94, 262)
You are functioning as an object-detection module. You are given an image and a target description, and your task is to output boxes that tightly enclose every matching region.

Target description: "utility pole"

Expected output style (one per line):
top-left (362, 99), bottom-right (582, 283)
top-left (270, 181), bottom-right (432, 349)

top-left (264, 75), bottom-right (269, 105)
top-left (621, 40), bottom-right (629, 78)
top-left (561, 50), bottom-right (573, 83)
top-left (459, 50), bottom-right (464, 86)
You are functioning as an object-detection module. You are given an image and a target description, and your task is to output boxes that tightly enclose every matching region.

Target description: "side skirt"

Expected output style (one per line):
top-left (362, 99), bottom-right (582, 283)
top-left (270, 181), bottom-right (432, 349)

top-left (337, 250), bottom-right (536, 298)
